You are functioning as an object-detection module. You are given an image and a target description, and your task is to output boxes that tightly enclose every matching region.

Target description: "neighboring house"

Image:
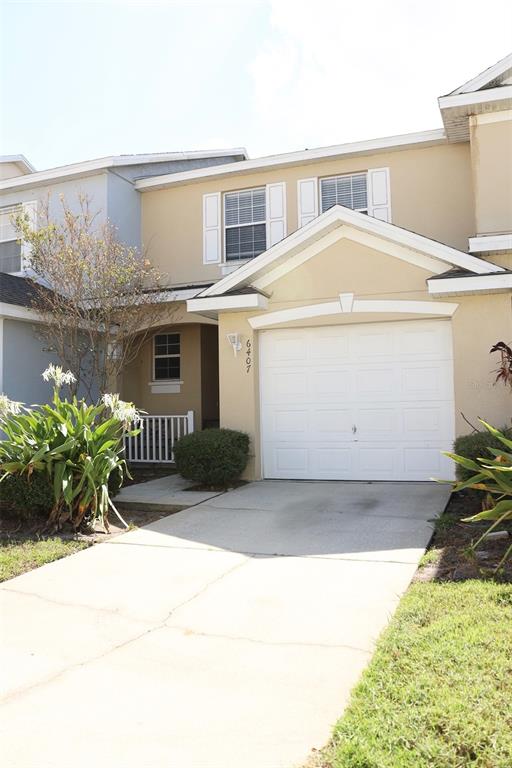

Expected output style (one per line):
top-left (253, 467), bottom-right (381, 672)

top-left (0, 148), bottom-right (247, 405)
top-left (119, 53), bottom-right (512, 481)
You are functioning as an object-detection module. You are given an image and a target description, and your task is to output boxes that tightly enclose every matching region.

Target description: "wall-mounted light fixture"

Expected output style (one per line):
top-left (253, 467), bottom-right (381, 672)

top-left (226, 332), bottom-right (242, 357)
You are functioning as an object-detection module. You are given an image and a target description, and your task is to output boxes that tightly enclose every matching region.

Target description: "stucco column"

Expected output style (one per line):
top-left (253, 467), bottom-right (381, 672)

top-left (218, 311), bottom-right (261, 480)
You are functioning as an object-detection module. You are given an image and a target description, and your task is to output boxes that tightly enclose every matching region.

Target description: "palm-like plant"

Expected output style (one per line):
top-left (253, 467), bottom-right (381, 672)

top-left (0, 365), bottom-right (140, 530)
top-left (444, 420), bottom-right (512, 570)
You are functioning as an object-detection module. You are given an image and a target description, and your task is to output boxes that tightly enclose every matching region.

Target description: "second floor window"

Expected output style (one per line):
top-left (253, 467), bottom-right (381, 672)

top-left (320, 173), bottom-right (368, 215)
top-left (154, 333), bottom-right (181, 380)
top-left (224, 187), bottom-right (266, 261)
top-left (0, 204), bottom-right (22, 273)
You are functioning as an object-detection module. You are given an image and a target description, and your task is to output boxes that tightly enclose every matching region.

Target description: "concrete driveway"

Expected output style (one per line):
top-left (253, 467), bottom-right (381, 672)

top-left (0, 481), bottom-right (449, 768)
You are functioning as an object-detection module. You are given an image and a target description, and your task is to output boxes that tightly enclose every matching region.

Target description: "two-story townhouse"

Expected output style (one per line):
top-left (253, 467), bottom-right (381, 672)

top-left (0, 148), bottom-right (247, 405)
top-left (122, 53), bottom-right (512, 481)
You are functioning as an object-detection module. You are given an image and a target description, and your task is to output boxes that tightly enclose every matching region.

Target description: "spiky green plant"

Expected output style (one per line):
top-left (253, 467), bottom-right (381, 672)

top-left (444, 420), bottom-right (512, 570)
top-left (0, 366), bottom-right (140, 530)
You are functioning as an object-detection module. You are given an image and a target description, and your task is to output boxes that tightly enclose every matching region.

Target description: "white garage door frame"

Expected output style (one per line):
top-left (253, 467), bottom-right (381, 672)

top-left (259, 319), bottom-right (456, 482)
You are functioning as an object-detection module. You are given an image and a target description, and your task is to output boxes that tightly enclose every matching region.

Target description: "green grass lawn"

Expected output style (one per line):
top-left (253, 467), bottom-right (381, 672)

top-left (0, 537), bottom-right (90, 582)
top-left (317, 580), bottom-right (512, 768)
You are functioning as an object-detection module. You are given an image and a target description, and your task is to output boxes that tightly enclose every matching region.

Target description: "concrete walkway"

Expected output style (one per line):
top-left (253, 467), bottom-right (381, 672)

top-left (0, 481), bottom-right (450, 768)
top-left (114, 472), bottom-right (223, 512)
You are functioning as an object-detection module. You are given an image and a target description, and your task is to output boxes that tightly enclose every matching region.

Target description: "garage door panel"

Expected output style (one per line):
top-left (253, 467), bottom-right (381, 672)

top-left (402, 446), bottom-right (453, 477)
top-left (312, 409), bottom-right (353, 434)
top-left (267, 371), bottom-right (308, 398)
top-left (312, 369), bottom-right (352, 397)
top-left (401, 365), bottom-right (448, 397)
top-left (403, 406), bottom-right (447, 435)
top-left (267, 336), bottom-right (307, 363)
top-left (274, 447), bottom-right (309, 473)
top-left (310, 448), bottom-right (353, 475)
top-left (355, 368), bottom-right (396, 395)
top-left (353, 329), bottom-right (395, 358)
top-left (309, 333), bottom-right (349, 360)
top-left (260, 320), bottom-right (455, 481)
top-left (356, 407), bottom-right (396, 434)
top-left (273, 409), bottom-right (309, 434)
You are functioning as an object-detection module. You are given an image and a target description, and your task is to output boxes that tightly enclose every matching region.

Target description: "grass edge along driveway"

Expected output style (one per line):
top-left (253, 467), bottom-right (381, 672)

top-left (0, 537), bottom-right (90, 582)
top-left (313, 579), bottom-right (512, 768)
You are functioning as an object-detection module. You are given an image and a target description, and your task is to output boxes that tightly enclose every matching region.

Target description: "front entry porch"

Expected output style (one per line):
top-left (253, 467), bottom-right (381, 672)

top-left (119, 311), bottom-right (219, 463)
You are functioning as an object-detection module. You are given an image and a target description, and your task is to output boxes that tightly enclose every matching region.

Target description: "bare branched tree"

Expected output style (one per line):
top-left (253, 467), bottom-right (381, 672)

top-left (15, 195), bottom-right (168, 398)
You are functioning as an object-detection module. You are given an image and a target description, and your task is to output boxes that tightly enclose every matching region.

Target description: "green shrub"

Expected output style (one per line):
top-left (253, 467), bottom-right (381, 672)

top-left (174, 428), bottom-right (249, 487)
top-left (453, 426), bottom-right (512, 481)
top-left (1, 472), bottom-right (53, 519)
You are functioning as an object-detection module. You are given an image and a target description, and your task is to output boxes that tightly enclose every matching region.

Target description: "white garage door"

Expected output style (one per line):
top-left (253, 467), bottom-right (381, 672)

top-left (260, 320), bottom-right (455, 481)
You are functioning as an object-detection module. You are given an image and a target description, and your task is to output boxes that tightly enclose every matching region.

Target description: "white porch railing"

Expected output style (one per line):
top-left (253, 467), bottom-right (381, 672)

top-left (124, 411), bottom-right (194, 463)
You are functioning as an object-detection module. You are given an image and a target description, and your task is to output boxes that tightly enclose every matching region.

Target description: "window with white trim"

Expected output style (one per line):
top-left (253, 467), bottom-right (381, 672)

top-left (154, 333), bottom-right (181, 380)
top-left (320, 172), bottom-right (368, 215)
top-left (0, 204), bottom-right (22, 273)
top-left (224, 187), bottom-right (266, 261)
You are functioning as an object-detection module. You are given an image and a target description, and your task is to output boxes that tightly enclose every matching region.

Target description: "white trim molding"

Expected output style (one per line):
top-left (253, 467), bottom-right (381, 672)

top-left (428, 273), bottom-right (512, 296)
top-left (0, 148), bottom-right (248, 192)
top-left (248, 295), bottom-right (459, 330)
top-left (197, 205), bottom-right (503, 299)
top-left (469, 234), bottom-right (512, 254)
top-left (439, 85), bottom-right (512, 111)
top-left (0, 302), bottom-right (41, 322)
top-left (448, 53), bottom-right (512, 95)
top-left (187, 293), bottom-right (268, 315)
top-left (135, 130), bottom-right (446, 192)
top-left (149, 380), bottom-right (183, 395)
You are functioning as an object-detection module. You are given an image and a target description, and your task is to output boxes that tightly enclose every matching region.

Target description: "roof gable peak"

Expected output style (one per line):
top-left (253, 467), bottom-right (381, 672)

top-left (448, 52), bottom-right (512, 96)
top-left (197, 206), bottom-right (504, 299)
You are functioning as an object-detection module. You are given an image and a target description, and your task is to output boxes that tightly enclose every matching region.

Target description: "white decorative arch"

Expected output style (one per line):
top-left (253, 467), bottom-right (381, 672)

top-left (248, 293), bottom-right (458, 330)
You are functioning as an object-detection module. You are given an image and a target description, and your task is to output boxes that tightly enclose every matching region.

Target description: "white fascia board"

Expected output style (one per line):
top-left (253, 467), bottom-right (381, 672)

top-left (135, 130), bottom-right (447, 191)
top-left (187, 293), bottom-right (268, 314)
top-left (438, 85), bottom-right (512, 111)
top-left (469, 234), bottom-right (512, 253)
top-left (448, 53), bottom-right (512, 95)
top-left (428, 273), bottom-right (512, 295)
top-left (111, 148), bottom-right (247, 167)
top-left (199, 206), bottom-right (503, 298)
top-left (0, 149), bottom-right (248, 193)
top-left (0, 302), bottom-right (41, 322)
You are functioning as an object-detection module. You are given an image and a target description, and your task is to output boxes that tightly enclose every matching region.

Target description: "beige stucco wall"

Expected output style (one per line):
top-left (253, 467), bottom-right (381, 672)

top-left (217, 239), bottom-right (512, 480)
top-left (122, 323), bottom-right (203, 423)
top-left (142, 142), bottom-right (474, 286)
top-left (470, 111), bottom-right (512, 236)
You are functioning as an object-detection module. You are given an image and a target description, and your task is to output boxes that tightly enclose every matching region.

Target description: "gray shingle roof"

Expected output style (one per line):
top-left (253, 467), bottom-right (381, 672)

top-left (0, 273), bottom-right (47, 307)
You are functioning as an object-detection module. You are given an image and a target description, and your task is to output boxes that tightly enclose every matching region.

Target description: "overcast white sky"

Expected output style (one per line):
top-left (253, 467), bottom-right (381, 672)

top-left (1, 0), bottom-right (511, 171)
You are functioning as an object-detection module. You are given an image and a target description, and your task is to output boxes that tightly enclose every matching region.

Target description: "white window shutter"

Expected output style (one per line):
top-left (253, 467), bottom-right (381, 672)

top-left (203, 192), bottom-right (221, 264)
top-left (297, 177), bottom-right (318, 227)
top-left (266, 182), bottom-right (286, 247)
top-left (367, 168), bottom-right (391, 222)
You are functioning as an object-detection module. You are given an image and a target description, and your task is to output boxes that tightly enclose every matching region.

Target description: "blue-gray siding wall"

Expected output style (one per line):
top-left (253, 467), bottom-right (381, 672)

top-left (2, 318), bottom-right (58, 405)
top-left (0, 175), bottom-right (109, 226)
top-left (106, 172), bottom-right (141, 248)
top-left (2, 319), bottom-right (99, 405)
